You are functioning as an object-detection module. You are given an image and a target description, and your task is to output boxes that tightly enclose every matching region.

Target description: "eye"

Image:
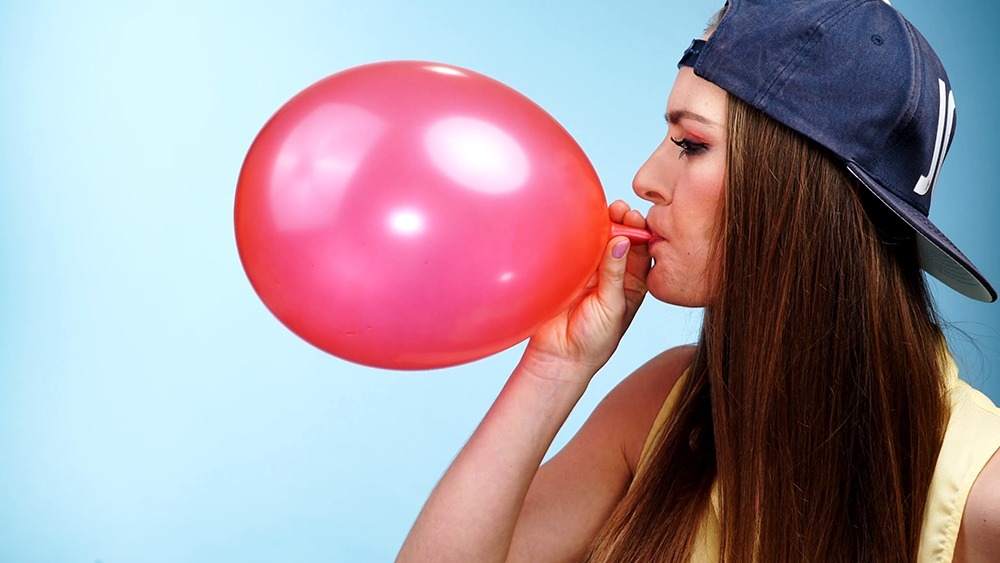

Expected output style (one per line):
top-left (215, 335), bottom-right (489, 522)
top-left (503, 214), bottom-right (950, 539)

top-left (670, 136), bottom-right (708, 158)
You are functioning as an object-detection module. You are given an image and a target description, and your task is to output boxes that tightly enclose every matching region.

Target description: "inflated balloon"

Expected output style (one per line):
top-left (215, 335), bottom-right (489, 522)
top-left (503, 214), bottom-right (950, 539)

top-left (235, 60), bottom-right (649, 370)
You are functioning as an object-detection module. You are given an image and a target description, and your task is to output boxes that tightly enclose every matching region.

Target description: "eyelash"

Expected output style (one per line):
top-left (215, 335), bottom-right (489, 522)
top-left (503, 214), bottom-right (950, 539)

top-left (670, 136), bottom-right (708, 158)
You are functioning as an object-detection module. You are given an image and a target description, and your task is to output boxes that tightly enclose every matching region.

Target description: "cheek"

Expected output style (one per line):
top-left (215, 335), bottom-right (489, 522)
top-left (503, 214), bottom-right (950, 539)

top-left (658, 168), bottom-right (723, 292)
top-left (674, 184), bottom-right (723, 243)
top-left (689, 154), bottom-right (726, 196)
top-left (646, 153), bottom-right (724, 306)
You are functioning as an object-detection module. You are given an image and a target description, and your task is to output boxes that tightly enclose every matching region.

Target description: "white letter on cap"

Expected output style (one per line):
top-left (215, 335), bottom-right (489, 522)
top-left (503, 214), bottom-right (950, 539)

top-left (914, 79), bottom-right (956, 196)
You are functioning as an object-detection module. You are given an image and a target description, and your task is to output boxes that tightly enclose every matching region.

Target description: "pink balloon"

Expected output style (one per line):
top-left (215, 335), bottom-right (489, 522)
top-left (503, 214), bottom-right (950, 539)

top-left (235, 60), bottom-right (648, 370)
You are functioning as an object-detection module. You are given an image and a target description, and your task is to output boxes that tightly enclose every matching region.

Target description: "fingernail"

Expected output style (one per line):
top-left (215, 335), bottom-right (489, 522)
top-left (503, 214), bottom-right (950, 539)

top-left (613, 240), bottom-right (629, 259)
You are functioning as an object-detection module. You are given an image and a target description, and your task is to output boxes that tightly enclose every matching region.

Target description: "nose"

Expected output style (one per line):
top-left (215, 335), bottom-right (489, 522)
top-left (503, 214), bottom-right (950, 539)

top-left (632, 144), bottom-right (671, 204)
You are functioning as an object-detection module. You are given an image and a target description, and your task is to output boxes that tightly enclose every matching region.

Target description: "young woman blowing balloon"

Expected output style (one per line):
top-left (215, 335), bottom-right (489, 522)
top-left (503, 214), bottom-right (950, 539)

top-left (398, 1), bottom-right (1000, 561)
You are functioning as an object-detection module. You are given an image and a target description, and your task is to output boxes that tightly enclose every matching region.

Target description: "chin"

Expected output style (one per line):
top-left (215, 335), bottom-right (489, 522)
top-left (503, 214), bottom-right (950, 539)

top-left (647, 261), bottom-right (716, 308)
top-left (647, 278), bottom-right (708, 308)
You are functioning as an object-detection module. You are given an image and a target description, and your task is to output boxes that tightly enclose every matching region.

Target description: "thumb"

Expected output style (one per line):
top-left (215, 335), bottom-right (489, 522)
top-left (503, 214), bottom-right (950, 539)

top-left (595, 236), bottom-right (630, 320)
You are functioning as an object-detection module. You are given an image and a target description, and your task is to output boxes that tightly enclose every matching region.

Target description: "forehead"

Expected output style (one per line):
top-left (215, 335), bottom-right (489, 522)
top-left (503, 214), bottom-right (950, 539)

top-left (666, 67), bottom-right (728, 129)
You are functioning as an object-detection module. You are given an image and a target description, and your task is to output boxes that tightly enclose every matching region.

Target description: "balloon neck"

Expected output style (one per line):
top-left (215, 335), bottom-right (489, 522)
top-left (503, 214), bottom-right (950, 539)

top-left (610, 222), bottom-right (651, 244)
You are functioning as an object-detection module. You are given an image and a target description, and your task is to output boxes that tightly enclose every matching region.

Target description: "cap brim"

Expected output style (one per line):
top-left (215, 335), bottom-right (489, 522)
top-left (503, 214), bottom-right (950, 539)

top-left (847, 164), bottom-right (996, 303)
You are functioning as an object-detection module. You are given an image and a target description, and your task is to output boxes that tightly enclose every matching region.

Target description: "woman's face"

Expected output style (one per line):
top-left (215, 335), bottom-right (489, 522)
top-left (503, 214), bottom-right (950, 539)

top-left (633, 66), bottom-right (728, 307)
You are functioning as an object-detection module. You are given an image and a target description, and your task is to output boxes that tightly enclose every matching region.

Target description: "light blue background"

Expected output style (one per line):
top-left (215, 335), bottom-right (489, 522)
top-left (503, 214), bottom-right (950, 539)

top-left (2, 1), bottom-right (997, 561)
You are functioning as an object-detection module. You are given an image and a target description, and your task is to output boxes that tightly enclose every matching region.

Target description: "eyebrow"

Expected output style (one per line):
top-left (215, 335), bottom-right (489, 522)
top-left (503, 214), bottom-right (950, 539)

top-left (665, 109), bottom-right (720, 128)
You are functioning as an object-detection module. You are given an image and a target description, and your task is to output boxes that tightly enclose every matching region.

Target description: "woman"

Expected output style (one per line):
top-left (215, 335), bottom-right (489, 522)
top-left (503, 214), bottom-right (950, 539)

top-left (398, 1), bottom-right (1000, 561)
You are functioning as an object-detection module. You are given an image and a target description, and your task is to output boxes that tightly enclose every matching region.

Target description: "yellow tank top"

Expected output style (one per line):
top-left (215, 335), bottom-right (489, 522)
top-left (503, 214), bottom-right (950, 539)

top-left (634, 353), bottom-right (1000, 562)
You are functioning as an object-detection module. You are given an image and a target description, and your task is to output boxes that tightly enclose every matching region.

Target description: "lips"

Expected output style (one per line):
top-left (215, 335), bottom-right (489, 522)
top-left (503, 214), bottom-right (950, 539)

top-left (643, 208), bottom-right (665, 242)
top-left (646, 227), bottom-right (665, 246)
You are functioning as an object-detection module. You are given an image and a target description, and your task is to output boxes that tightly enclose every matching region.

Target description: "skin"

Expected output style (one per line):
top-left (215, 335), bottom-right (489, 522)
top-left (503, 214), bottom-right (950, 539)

top-left (955, 447), bottom-right (1000, 562)
top-left (397, 57), bottom-right (1000, 563)
top-left (636, 66), bottom-right (728, 307)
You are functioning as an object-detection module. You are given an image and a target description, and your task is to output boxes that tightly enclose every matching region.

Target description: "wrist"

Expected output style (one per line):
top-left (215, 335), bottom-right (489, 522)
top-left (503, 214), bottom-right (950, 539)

top-left (515, 348), bottom-right (600, 393)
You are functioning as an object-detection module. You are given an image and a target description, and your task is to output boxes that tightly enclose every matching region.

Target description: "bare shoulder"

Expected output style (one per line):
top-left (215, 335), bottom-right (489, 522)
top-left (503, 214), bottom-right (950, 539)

top-left (595, 345), bottom-right (696, 474)
top-left (955, 445), bottom-right (1000, 562)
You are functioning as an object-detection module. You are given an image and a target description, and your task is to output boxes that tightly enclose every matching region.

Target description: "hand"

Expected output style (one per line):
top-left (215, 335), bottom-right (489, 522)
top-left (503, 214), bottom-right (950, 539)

top-left (523, 200), bottom-right (651, 380)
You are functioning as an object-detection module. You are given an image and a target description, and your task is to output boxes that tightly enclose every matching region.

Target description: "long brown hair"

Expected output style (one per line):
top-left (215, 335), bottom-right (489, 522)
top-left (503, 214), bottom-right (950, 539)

top-left (586, 94), bottom-right (949, 561)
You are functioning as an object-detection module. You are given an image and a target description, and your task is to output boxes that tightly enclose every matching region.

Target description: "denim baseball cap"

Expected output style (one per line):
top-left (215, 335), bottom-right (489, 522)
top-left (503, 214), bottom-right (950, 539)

top-left (679, 0), bottom-right (996, 302)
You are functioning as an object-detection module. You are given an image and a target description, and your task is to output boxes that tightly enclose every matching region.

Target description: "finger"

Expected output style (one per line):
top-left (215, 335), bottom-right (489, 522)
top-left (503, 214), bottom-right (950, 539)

top-left (608, 199), bottom-right (631, 224)
top-left (583, 267), bottom-right (599, 291)
top-left (623, 247), bottom-right (650, 303)
top-left (595, 236), bottom-right (630, 322)
top-left (623, 208), bottom-right (647, 229)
